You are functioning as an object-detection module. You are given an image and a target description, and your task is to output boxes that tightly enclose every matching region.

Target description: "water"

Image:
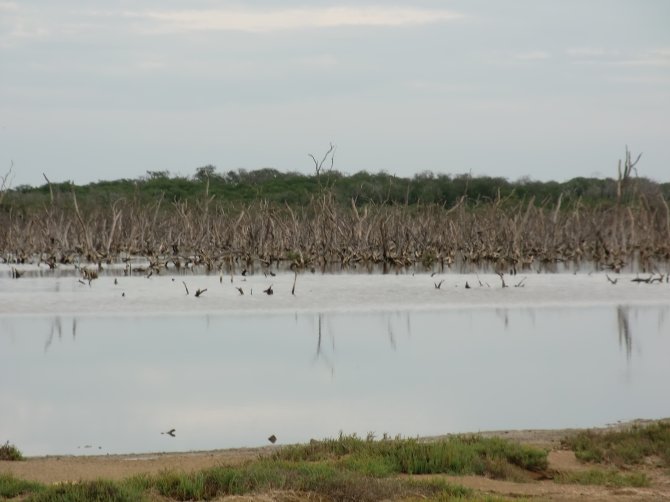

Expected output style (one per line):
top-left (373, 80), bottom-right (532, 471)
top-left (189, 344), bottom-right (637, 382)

top-left (2, 305), bottom-right (669, 456)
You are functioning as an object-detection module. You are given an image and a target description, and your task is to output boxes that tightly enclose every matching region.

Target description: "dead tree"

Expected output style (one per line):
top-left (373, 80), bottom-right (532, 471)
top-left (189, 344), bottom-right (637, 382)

top-left (308, 143), bottom-right (336, 177)
top-left (616, 146), bottom-right (642, 205)
top-left (0, 161), bottom-right (13, 205)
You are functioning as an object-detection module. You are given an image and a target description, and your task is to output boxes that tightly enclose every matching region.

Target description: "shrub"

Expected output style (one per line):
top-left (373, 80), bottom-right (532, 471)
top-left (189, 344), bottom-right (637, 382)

top-left (0, 441), bottom-right (23, 461)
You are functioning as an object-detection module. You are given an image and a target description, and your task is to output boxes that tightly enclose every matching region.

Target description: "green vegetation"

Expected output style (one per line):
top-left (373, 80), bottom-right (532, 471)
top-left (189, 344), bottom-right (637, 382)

top-left (275, 433), bottom-right (548, 478)
top-left (555, 468), bottom-right (649, 488)
top-left (0, 435), bottom-right (548, 501)
top-left (0, 442), bottom-right (23, 461)
top-left (0, 468), bottom-right (489, 502)
top-left (562, 421), bottom-right (670, 467)
top-left (5, 426), bottom-right (670, 500)
top-left (0, 474), bottom-right (42, 499)
top-left (27, 479), bottom-right (140, 502)
top-left (5, 166), bottom-right (669, 211)
top-left (2, 149), bottom-right (669, 272)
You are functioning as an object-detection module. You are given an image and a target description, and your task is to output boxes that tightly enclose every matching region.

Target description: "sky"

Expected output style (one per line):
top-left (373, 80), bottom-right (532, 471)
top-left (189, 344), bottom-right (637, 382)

top-left (1, 0), bottom-right (669, 187)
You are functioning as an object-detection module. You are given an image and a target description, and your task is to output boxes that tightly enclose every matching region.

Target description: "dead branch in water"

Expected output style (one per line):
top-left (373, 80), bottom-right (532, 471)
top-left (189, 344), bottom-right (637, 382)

top-left (497, 273), bottom-right (507, 288)
top-left (2, 173), bottom-right (670, 276)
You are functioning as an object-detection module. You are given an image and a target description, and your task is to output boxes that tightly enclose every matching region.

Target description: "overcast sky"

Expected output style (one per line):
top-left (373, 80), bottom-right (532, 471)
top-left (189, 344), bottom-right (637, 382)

top-left (1, 1), bottom-right (669, 187)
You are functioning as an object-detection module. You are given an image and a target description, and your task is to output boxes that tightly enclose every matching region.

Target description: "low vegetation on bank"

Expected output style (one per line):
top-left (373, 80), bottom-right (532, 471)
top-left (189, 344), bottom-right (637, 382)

top-left (562, 420), bottom-right (670, 467)
top-left (0, 434), bottom-right (546, 501)
top-left (5, 423), bottom-right (670, 501)
top-left (555, 468), bottom-right (649, 488)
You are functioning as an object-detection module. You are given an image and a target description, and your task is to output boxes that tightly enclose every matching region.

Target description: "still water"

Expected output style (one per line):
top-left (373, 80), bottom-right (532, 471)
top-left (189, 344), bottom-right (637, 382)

top-left (1, 305), bottom-right (669, 456)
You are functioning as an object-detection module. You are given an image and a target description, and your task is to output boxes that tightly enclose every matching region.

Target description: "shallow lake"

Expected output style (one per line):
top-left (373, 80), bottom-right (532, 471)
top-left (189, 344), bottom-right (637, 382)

top-left (2, 304), bottom-right (669, 456)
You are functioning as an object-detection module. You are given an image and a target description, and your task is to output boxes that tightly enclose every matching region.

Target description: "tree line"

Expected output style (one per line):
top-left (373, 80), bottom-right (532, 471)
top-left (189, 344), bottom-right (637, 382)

top-left (3, 164), bottom-right (670, 213)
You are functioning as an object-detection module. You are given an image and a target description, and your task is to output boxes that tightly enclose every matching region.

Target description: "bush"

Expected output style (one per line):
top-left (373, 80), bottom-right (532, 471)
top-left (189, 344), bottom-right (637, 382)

top-left (0, 441), bottom-right (23, 461)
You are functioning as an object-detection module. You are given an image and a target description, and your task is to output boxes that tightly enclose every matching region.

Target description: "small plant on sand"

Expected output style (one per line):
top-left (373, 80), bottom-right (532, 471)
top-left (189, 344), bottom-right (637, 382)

top-left (556, 468), bottom-right (649, 488)
top-left (562, 421), bottom-right (670, 467)
top-left (0, 441), bottom-right (23, 461)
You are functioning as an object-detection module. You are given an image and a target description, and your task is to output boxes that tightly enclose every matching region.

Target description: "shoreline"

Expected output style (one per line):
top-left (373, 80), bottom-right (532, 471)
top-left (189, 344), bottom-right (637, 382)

top-left (3, 418), bottom-right (668, 484)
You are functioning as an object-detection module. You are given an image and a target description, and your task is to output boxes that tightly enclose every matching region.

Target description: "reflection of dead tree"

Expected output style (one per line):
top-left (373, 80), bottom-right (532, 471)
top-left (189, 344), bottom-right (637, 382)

top-left (496, 308), bottom-right (509, 330)
top-left (387, 318), bottom-right (396, 350)
top-left (316, 314), bottom-right (323, 357)
top-left (617, 306), bottom-right (632, 361)
top-left (314, 314), bottom-right (335, 375)
top-left (44, 316), bottom-right (63, 352)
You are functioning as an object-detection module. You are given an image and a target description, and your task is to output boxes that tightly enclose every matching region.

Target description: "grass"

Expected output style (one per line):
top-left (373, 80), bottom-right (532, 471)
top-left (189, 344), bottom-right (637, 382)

top-left (0, 467), bottom-right (473, 502)
top-left (0, 434), bottom-right (549, 501)
top-left (562, 421), bottom-right (670, 467)
top-left (555, 468), bottom-right (649, 488)
top-left (0, 473), bottom-right (42, 499)
top-left (0, 442), bottom-right (23, 462)
top-left (26, 479), bottom-right (142, 502)
top-left (274, 433), bottom-right (548, 478)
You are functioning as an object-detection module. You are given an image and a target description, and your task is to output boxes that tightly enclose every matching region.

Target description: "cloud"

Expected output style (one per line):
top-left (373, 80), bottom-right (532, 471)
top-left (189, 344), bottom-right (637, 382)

top-left (567, 47), bottom-right (670, 68)
top-left (513, 51), bottom-right (550, 61)
top-left (614, 48), bottom-right (670, 67)
top-left (123, 6), bottom-right (463, 34)
top-left (566, 47), bottom-right (608, 58)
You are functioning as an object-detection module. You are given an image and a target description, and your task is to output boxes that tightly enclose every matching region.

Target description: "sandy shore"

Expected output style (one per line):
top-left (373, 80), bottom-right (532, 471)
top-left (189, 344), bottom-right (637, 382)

top-left (3, 419), bottom-right (670, 502)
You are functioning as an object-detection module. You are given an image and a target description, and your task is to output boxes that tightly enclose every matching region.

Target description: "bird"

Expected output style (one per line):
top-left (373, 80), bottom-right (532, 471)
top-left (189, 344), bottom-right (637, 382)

top-left (162, 429), bottom-right (176, 437)
top-left (264, 285), bottom-right (274, 295)
top-left (268, 434), bottom-right (277, 444)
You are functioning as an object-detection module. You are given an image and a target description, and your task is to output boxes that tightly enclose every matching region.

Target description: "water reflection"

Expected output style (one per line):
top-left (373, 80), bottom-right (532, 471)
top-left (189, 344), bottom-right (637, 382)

top-left (1, 305), bottom-right (669, 456)
top-left (617, 306), bottom-right (632, 361)
top-left (43, 316), bottom-right (78, 352)
top-left (314, 314), bottom-right (335, 376)
top-left (30, 305), bottom-right (668, 368)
